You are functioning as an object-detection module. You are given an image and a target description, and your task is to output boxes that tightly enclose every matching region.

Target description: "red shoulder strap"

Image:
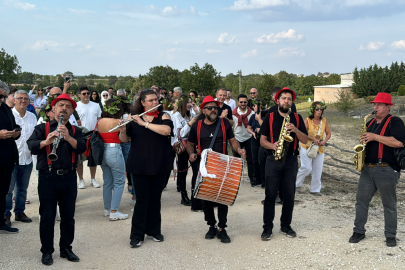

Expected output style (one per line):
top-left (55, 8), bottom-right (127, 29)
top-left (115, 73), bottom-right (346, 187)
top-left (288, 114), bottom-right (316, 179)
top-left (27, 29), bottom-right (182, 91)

top-left (378, 116), bottom-right (393, 162)
top-left (221, 120), bottom-right (226, 154)
top-left (367, 118), bottom-right (376, 129)
top-left (45, 122), bottom-right (51, 165)
top-left (197, 120), bottom-right (203, 155)
top-left (294, 113), bottom-right (299, 151)
top-left (72, 126), bottom-right (76, 164)
top-left (269, 112), bottom-right (274, 143)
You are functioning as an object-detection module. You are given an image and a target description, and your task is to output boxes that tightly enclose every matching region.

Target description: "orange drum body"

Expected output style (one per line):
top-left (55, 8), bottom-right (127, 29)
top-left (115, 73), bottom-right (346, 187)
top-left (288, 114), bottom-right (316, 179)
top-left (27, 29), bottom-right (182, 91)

top-left (194, 150), bottom-right (244, 206)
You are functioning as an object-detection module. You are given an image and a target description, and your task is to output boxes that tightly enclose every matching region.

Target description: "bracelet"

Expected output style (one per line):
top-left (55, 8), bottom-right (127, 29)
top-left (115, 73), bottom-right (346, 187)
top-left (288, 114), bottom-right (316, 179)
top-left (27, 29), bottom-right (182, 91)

top-left (145, 122), bottom-right (150, 129)
top-left (187, 123), bottom-right (191, 127)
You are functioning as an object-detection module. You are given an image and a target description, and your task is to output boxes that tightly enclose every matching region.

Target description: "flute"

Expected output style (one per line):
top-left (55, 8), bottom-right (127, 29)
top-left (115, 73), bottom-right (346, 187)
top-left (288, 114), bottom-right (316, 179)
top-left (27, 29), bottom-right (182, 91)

top-left (108, 104), bottom-right (162, 132)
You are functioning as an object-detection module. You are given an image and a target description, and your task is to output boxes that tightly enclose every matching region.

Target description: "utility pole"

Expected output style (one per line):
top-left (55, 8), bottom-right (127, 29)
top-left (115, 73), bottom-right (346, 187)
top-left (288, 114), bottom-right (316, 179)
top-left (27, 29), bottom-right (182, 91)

top-left (237, 70), bottom-right (242, 94)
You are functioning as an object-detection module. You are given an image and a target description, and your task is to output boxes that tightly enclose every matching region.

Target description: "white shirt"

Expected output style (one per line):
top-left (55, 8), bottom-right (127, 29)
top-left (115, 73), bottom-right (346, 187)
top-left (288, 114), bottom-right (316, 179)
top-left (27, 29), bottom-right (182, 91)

top-left (232, 107), bottom-right (255, 143)
top-left (12, 108), bottom-right (37, 165)
top-left (28, 90), bottom-right (47, 108)
top-left (225, 99), bottom-right (236, 111)
top-left (171, 112), bottom-right (192, 146)
top-left (76, 101), bottom-right (101, 131)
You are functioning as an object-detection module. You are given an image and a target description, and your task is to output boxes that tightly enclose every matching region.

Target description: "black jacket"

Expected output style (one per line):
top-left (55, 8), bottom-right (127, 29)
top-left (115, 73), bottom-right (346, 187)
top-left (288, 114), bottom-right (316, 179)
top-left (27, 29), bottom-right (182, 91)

top-left (0, 102), bottom-right (21, 164)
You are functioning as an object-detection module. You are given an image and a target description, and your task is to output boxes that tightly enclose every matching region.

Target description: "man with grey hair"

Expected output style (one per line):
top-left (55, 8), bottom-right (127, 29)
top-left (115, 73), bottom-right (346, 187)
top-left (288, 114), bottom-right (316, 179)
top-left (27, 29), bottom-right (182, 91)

top-left (117, 89), bottom-right (126, 97)
top-left (173, 87), bottom-right (182, 98)
top-left (0, 81), bottom-right (22, 233)
top-left (4, 90), bottom-right (37, 225)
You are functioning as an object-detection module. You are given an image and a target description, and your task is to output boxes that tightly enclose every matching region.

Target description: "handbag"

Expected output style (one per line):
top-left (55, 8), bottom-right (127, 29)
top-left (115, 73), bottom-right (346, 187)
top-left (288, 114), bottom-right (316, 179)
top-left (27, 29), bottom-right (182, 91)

top-left (307, 119), bottom-right (322, 158)
top-left (89, 120), bottom-right (104, 165)
top-left (173, 127), bottom-right (188, 155)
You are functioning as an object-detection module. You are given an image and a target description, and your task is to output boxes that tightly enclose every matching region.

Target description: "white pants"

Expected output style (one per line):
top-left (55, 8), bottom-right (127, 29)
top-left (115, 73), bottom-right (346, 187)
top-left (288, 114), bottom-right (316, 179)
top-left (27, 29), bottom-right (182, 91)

top-left (296, 146), bottom-right (325, 193)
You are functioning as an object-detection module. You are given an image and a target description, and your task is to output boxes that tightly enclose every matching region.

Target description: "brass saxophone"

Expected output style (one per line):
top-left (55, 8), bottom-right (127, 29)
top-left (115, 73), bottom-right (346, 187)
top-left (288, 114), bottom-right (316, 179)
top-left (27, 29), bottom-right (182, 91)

top-left (275, 108), bottom-right (294, 161)
top-left (353, 111), bottom-right (376, 172)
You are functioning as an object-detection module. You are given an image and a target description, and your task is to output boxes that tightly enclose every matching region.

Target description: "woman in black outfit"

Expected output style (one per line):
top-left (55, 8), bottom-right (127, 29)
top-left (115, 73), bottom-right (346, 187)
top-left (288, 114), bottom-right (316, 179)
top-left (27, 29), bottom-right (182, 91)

top-left (90, 91), bottom-right (103, 110)
top-left (119, 89), bottom-right (173, 248)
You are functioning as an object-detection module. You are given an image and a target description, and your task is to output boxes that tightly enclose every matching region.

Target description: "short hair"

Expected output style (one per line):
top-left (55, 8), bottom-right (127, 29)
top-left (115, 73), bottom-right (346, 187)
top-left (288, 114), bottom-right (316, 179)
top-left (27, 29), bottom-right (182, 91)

top-left (0, 80), bottom-right (10, 94)
top-left (117, 89), bottom-right (126, 95)
top-left (79, 86), bottom-right (90, 93)
top-left (108, 87), bottom-right (113, 90)
top-left (173, 87), bottom-right (182, 93)
top-left (190, 90), bottom-right (198, 96)
top-left (14, 90), bottom-right (29, 98)
top-left (216, 88), bottom-right (226, 94)
top-left (237, 94), bottom-right (248, 101)
top-left (9, 86), bottom-right (18, 95)
top-left (270, 86), bottom-right (282, 97)
top-left (226, 89), bottom-right (231, 93)
top-left (169, 90), bottom-right (173, 94)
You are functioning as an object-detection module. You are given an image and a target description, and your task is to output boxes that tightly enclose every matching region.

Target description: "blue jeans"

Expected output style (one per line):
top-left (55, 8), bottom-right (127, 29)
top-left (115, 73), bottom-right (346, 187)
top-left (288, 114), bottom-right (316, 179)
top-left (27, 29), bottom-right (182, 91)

top-left (5, 163), bottom-right (33, 216)
top-left (101, 144), bottom-right (126, 211)
top-left (121, 141), bottom-right (135, 198)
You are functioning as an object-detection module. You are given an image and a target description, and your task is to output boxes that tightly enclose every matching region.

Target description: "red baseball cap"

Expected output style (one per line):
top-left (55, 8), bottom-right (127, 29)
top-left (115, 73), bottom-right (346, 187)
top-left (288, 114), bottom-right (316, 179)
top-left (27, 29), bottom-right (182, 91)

top-left (371, 92), bottom-right (393, 106)
top-left (200, 96), bottom-right (220, 110)
top-left (50, 93), bottom-right (77, 109)
top-left (274, 87), bottom-right (296, 102)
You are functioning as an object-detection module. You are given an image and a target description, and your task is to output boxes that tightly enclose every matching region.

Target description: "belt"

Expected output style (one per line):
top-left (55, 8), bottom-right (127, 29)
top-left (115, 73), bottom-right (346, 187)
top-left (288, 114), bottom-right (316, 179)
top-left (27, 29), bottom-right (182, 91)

top-left (366, 163), bottom-right (388, 168)
top-left (40, 169), bottom-right (75, 175)
top-left (104, 143), bottom-right (120, 147)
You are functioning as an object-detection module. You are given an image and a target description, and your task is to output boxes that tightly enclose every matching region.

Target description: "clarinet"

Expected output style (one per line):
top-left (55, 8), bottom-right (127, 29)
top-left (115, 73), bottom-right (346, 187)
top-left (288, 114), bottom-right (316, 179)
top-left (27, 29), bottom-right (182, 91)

top-left (48, 113), bottom-right (64, 162)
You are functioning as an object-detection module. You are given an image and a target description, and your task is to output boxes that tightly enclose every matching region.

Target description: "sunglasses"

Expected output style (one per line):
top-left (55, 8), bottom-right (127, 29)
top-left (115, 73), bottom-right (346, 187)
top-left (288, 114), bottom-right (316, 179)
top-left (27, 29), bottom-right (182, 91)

top-left (51, 94), bottom-right (61, 99)
top-left (81, 92), bottom-right (90, 96)
top-left (315, 108), bottom-right (324, 111)
top-left (239, 101), bottom-right (247, 104)
top-left (0, 95), bottom-right (6, 99)
top-left (103, 95), bottom-right (108, 97)
top-left (38, 90), bottom-right (43, 92)
top-left (250, 92), bottom-right (257, 94)
top-left (204, 106), bottom-right (218, 111)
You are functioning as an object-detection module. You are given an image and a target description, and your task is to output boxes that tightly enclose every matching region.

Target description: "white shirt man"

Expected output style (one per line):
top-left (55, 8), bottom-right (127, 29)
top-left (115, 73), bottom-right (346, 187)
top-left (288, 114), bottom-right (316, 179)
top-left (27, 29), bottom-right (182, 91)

top-left (225, 90), bottom-right (236, 111)
top-left (12, 107), bottom-right (37, 164)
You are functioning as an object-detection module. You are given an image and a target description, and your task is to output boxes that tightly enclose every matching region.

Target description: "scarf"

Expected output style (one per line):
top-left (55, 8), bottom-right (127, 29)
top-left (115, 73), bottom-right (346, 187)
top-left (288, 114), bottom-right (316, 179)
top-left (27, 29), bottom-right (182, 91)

top-left (101, 91), bottom-right (110, 107)
top-left (232, 107), bottom-right (252, 127)
top-left (145, 109), bottom-right (159, 118)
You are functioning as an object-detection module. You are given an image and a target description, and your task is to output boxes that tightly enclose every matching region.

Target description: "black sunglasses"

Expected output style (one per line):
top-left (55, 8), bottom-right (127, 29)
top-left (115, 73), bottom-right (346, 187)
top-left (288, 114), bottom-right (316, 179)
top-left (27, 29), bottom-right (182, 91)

top-left (51, 93), bottom-right (61, 99)
top-left (0, 95), bottom-right (6, 99)
top-left (81, 92), bottom-right (90, 96)
top-left (38, 89), bottom-right (43, 92)
top-left (239, 101), bottom-right (247, 104)
top-left (250, 92), bottom-right (257, 94)
top-left (103, 94), bottom-right (108, 97)
top-left (315, 108), bottom-right (324, 111)
top-left (204, 106), bottom-right (218, 111)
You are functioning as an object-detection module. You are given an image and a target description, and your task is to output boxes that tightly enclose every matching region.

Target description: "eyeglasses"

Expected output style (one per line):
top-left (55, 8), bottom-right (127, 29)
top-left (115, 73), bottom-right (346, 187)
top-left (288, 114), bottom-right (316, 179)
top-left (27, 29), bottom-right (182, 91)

top-left (315, 108), bottom-right (324, 111)
top-left (239, 101), bottom-right (247, 104)
top-left (81, 92), bottom-right (90, 96)
top-left (204, 106), bottom-right (218, 111)
top-left (15, 97), bottom-right (29, 102)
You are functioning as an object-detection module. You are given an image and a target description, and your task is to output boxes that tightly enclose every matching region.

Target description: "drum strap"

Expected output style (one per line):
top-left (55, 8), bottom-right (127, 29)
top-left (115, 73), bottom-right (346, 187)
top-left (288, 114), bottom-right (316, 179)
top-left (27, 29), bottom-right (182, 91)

top-left (197, 118), bottom-right (226, 155)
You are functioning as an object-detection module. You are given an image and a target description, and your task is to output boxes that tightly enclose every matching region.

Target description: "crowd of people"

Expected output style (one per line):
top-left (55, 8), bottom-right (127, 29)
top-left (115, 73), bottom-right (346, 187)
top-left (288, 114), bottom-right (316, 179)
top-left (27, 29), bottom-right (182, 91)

top-left (0, 78), bottom-right (403, 266)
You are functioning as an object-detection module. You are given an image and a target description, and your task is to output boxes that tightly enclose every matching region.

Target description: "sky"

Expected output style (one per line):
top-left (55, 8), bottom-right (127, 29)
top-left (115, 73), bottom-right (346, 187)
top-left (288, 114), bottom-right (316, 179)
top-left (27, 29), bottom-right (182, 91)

top-left (1, 0), bottom-right (405, 77)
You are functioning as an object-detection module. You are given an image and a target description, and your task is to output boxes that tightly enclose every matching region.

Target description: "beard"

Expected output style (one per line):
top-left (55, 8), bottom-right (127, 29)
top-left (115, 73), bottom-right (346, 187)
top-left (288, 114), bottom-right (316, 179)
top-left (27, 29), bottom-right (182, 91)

top-left (206, 112), bottom-right (218, 122)
top-left (278, 104), bottom-right (289, 113)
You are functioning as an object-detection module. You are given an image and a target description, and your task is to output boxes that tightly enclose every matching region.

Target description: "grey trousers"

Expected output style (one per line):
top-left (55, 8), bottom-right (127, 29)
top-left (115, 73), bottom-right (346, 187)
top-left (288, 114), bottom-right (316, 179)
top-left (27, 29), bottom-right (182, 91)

top-left (353, 164), bottom-right (400, 238)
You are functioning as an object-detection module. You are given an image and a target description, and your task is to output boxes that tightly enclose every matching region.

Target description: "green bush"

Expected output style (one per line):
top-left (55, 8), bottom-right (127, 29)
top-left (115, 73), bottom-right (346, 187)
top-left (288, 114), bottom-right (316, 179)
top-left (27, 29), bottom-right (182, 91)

top-left (391, 92), bottom-right (398, 96)
top-left (296, 95), bottom-right (314, 102)
top-left (398, 85), bottom-right (405, 96)
top-left (364, 96), bottom-right (375, 103)
top-left (335, 89), bottom-right (355, 117)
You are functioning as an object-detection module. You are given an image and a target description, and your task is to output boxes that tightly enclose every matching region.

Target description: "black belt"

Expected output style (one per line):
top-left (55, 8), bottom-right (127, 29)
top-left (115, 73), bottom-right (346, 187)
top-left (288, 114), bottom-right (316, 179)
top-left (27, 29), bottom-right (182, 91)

top-left (40, 169), bottom-right (75, 175)
top-left (366, 163), bottom-right (388, 168)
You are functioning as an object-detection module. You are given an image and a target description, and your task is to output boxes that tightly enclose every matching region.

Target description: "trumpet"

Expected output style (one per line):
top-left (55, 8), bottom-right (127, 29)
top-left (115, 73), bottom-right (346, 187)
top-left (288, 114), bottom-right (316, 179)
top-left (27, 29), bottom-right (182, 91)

top-left (48, 113), bottom-right (65, 162)
top-left (108, 104), bottom-right (162, 132)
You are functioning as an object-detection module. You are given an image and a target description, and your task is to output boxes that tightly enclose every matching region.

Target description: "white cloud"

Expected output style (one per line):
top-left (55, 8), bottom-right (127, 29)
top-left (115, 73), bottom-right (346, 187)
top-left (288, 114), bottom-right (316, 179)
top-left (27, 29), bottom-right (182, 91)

top-left (359, 41), bottom-right (385, 51)
top-left (68, 8), bottom-right (95, 14)
top-left (274, 47), bottom-right (305, 57)
top-left (30, 41), bottom-right (61, 50)
top-left (26, 41), bottom-right (93, 51)
top-left (255, 29), bottom-right (303, 43)
top-left (5, 0), bottom-right (36, 10)
top-left (217, 33), bottom-right (237, 44)
top-left (230, 0), bottom-right (287, 11)
top-left (391, 40), bottom-right (405, 50)
top-left (173, 41), bottom-right (179, 45)
top-left (241, 49), bottom-right (258, 58)
top-left (345, 0), bottom-right (387, 7)
top-left (207, 49), bottom-right (221, 53)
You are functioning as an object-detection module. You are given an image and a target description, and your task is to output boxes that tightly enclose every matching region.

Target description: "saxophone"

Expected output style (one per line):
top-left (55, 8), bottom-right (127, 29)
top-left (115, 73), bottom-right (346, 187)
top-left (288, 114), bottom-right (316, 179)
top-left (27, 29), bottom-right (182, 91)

top-left (274, 108), bottom-right (294, 161)
top-left (353, 111), bottom-right (376, 172)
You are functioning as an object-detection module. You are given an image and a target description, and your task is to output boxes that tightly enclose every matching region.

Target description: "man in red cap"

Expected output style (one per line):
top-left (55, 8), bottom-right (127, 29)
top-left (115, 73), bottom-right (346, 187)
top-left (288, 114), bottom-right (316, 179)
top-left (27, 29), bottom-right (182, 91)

top-left (349, 92), bottom-right (405, 247)
top-left (259, 87), bottom-right (308, 241)
top-left (186, 95), bottom-right (246, 244)
top-left (27, 94), bottom-right (86, 265)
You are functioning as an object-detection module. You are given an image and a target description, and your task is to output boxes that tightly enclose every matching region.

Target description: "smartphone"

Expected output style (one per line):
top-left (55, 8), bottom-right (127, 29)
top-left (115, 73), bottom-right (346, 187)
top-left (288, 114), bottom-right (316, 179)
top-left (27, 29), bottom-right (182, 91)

top-left (14, 128), bottom-right (22, 132)
top-left (65, 77), bottom-right (70, 82)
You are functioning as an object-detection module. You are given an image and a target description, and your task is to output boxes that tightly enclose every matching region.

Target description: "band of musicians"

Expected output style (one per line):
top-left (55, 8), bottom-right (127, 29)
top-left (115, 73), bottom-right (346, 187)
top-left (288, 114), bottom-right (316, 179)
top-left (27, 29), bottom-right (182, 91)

top-left (1, 79), bottom-right (405, 266)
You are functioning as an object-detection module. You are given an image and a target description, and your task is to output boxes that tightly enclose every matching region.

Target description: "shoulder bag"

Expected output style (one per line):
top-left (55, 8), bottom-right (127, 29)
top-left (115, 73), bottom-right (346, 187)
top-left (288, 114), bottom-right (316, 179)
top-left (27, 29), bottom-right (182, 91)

top-left (307, 119), bottom-right (322, 158)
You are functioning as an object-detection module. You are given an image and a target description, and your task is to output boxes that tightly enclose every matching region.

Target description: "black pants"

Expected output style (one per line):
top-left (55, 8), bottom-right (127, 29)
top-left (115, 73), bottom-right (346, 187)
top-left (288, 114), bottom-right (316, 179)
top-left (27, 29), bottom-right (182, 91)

top-left (0, 159), bottom-right (15, 228)
top-left (251, 137), bottom-right (263, 185)
top-left (258, 146), bottom-right (267, 187)
top-left (38, 171), bottom-right (77, 254)
top-left (131, 172), bottom-right (166, 241)
top-left (263, 155), bottom-right (298, 231)
top-left (164, 149), bottom-right (176, 188)
top-left (176, 152), bottom-right (190, 192)
top-left (203, 200), bottom-right (228, 229)
top-left (190, 156), bottom-right (203, 211)
top-left (233, 137), bottom-right (255, 183)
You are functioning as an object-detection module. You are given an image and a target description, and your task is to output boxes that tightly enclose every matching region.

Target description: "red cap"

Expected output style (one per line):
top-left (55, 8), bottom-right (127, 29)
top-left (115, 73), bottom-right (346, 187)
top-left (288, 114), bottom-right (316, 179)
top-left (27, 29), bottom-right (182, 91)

top-left (50, 93), bottom-right (77, 109)
top-left (371, 92), bottom-right (393, 106)
top-left (199, 96), bottom-right (220, 110)
top-left (274, 87), bottom-right (296, 102)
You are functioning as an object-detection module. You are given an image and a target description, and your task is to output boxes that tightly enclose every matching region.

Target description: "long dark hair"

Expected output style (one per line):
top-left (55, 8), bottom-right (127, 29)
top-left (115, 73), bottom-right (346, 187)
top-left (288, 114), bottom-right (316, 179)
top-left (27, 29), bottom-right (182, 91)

top-left (90, 91), bottom-right (101, 103)
top-left (131, 89), bottom-right (157, 115)
top-left (309, 101), bottom-right (323, 120)
top-left (177, 94), bottom-right (190, 118)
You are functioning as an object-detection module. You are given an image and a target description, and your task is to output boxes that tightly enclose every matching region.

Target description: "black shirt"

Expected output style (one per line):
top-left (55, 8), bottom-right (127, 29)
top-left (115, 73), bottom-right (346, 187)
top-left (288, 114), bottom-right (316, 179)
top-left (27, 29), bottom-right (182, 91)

top-left (188, 118), bottom-right (234, 154)
top-left (126, 112), bottom-right (173, 175)
top-left (0, 103), bottom-right (19, 162)
top-left (260, 109), bottom-right (307, 156)
top-left (364, 115), bottom-right (405, 171)
top-left (27, 119), bottom-right (86, 170)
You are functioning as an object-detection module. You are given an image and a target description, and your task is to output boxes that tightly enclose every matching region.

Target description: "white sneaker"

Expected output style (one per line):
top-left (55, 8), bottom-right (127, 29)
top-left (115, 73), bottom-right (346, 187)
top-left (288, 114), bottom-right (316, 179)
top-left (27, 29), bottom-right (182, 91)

top-left (91, 179), bottom-right (101, 188)
top-left (78, 179), bottom-right (86, 189)
top-left (103, 209), bottom-right (110, 217)
top-left (131, 208), bottom-right (134, 212)
top-left (130, 198), bottom-right (136, 206)
top-left (109, 211), bottom-right (129, 221)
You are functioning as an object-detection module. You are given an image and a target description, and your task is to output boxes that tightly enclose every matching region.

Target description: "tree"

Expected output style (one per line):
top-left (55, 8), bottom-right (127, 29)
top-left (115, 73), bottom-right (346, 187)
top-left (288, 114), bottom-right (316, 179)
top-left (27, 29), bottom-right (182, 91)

top-left (18, 72), bottom-right (35, 84)
top-left (180, 63), bottom-right (221, 96)
top-left (143, 65), bottom-right (181, 91)
top-left (77, 77), bottom-right (86, 87)
top-left (57, 76), bottom-right (65, 88)
top-left (258, 73), bottom-right (276, 105)
top-left (87, 79), bottom-right (95, 86)
top-left (274, 70), bottom-right (296, 89)
top-left (327, 73), bottom-right (340, 85)
top-left (335, 89), bottom-right (355, 116)
top-left (108, 75), bottom-right (118, 86)
top-left (398, 85), bottom-right (405, 96)
top-left (0, 48), bottom-right (21, 84)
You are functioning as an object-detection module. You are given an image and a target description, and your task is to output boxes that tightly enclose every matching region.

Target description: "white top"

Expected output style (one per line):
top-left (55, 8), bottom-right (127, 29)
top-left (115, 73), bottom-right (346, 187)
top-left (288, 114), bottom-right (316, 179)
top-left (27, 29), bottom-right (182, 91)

top-left (28, 90), bottom-right (47, 108)
top-left (75, 101), bottom-right (102, 131)
top-left (232, 108), bottom-right (255, 143)
top-left (224, 99), bottom-right (236, 111)
top-left (171, 111), bottom-right (192, 146)
top-left (37, 115), bottom-right (78, 126)
top-left (190, 107), bottom-right (199, 117)
top-left (12, 108), bottom-right (37, 165)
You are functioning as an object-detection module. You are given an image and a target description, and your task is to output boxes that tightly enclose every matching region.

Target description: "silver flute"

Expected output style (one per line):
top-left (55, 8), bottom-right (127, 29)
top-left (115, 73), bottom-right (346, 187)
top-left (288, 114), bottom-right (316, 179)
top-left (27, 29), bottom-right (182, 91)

top-left (108, 104), bottom-right (162, 132)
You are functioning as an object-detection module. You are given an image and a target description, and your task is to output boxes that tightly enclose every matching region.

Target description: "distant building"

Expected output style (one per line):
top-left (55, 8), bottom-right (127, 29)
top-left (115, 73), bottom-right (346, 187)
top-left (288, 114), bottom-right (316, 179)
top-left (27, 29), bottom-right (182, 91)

top-left (314, 74), bottom-right (353, 103)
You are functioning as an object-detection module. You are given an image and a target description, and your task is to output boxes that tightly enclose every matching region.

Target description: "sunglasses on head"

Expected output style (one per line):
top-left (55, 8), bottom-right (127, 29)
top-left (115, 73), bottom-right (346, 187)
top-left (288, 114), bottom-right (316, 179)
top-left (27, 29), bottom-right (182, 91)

top-left (81, 92), bottom-right (90, 96)
top-left (204, 106), bottom-right (218, 111)
top-left (315, 107), bottom-right (324, 111)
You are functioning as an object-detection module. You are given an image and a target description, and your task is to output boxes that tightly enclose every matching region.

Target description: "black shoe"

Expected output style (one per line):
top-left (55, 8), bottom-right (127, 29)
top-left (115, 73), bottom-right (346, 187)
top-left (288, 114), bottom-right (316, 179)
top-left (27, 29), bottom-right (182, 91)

top-left (130, 239), bottom-right (142, 248)
top-left (60, 249), bottom-right (80, 262)
top-left (147, 234), bottom-right (164, 242)
top-left (280, 226), bottom-right (297, 237)
top-left (349, 232), bottom-right (365, 243)
top-left (177, 186), bottom-right (181, 192)
top-left (261, 229), bottom-right (272, 241)
top-left (15, 213), bottom-right (32, 223)
top-left (181, 191), bottom-right (191, 206)
top-left (0, 224), bottom-right (19, 234)
top-left (41, 253), bottom-right (53, 266)
top-left (217, 228), bottom-right (231, 243)
top-left (386, 237), bottom-right (397, 247)
top-left (261, 200), bottom-right (265, 205)
top-left (205, 226), bottom-right (218, 239)
top-left (4, 215), bottom-right (11, 226)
